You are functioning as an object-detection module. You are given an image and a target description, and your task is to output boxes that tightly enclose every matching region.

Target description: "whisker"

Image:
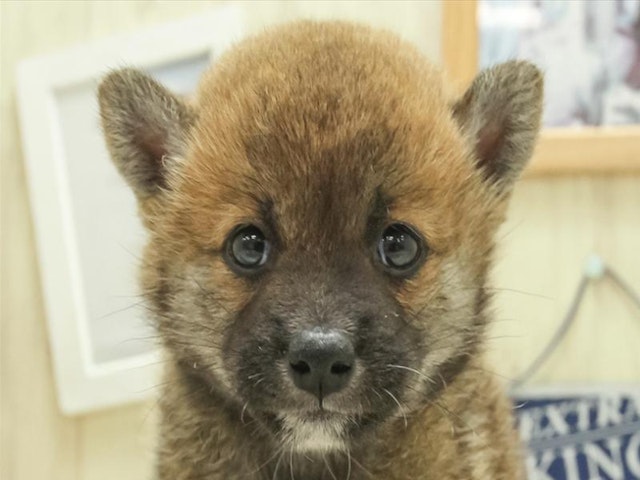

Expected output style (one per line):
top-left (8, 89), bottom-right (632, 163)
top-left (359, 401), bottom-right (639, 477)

top-left (344, 447), bottom-right (352, 480)
top-left (382, 388), bottom-right (407, 429)
top-left (272, 448), bottom-right (286, 480)
top-left (323, 454), bottom-right (338, 480)
top-left (386, 364), bottom-right (436, 385)
top-left (349, 455), bottom-right (375, 479)
top-left (241, 401), bottom-right (249, 424)
top-left (289, 447), bottom-right (296, 480)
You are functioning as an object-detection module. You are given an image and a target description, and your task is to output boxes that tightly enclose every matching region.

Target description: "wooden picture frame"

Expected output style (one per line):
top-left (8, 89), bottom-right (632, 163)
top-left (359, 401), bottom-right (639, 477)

top-left (442, 0), bottom-right (640, 175)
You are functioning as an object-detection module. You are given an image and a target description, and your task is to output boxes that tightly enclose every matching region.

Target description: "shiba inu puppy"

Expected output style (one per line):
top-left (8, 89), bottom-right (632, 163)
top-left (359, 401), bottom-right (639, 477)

top-left (99, 21), bottom-right (542, 480)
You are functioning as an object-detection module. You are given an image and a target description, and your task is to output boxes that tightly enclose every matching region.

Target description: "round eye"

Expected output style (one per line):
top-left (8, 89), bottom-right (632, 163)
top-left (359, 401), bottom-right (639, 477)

top-left (227, 225), bottom-right (270, 271)
top-left (377, 223), bottom-right (425, 273)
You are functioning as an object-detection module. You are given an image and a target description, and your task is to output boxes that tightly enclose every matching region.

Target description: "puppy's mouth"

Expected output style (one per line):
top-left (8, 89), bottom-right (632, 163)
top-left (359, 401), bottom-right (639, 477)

top-left (260, 403), bottom-right (384, 453)
top-left (278, 409), bottom-right (351, 452)
top-left (298, 408), bottom-right (344, 421)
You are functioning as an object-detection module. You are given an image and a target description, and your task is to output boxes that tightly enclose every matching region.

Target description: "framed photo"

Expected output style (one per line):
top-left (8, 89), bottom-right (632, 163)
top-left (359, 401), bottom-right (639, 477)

top-left (442, 0), bottom-right (640, 175)
top-left (17, 5), bottom-right (244, 415)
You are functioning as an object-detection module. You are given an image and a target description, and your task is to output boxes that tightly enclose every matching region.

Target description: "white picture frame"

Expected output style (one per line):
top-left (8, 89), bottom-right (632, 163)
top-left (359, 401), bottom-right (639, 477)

top-left (17, 5), bottom-right (245, 415)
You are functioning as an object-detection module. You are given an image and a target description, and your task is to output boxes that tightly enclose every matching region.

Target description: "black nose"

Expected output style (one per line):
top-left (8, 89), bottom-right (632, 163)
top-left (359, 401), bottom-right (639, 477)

top-left (288, 328), bottom-right (355, 401)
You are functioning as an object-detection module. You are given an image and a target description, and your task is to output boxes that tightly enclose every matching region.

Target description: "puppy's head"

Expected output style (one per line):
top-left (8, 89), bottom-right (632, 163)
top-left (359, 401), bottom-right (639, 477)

top-left (99, 22), bottom-right (542, 453)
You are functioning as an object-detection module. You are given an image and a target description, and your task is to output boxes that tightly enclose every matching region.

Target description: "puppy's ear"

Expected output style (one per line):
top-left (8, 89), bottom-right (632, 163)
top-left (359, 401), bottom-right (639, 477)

top-left (98, 68), bottom-right (196, 199)
top-left (452, 61), bottom-right (543, 190)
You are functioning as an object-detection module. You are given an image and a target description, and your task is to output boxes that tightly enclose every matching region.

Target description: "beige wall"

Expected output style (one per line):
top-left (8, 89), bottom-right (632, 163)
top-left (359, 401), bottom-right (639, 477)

top-left (1, 1), bottom-right (638, 479)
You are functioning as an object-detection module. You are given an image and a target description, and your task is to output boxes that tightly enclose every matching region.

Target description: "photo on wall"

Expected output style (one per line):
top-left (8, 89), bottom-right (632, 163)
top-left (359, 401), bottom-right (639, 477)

top-left (479, 0), bottom-right (640, 127)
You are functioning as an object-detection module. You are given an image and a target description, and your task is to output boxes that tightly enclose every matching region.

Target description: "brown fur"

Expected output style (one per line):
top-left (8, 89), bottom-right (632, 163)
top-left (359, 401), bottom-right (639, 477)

top-left (99, 21), bottom-right (542, 480)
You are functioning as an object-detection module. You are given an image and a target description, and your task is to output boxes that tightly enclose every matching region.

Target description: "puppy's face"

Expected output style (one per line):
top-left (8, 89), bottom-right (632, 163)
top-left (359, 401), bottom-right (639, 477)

top-left (99, 23), bottom-right (542, 453)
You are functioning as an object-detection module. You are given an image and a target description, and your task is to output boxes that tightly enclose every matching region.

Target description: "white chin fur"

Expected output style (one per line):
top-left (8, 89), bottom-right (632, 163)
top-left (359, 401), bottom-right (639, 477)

top-left (281, 414), bottom-right (347, 453)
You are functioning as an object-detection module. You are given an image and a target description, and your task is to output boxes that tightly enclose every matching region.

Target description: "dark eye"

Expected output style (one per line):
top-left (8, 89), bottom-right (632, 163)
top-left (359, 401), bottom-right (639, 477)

top-left (226, 225), bottom-right (270, 271)
top-left (377, 223), bottom-right (425, 273)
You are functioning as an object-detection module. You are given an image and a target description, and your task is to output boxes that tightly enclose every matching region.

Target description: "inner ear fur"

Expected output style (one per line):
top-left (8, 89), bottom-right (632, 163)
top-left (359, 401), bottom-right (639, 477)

top-left (452, 60), bottom-right (544, 190)
top-left (98, 68), bottom-right (196, 199)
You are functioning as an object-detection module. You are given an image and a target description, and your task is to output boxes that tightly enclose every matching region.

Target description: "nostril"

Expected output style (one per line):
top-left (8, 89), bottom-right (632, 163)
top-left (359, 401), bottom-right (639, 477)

top-left (290, 360), bottom-right (311, 375)
top-left (330, 362), bottom-right (352, 375)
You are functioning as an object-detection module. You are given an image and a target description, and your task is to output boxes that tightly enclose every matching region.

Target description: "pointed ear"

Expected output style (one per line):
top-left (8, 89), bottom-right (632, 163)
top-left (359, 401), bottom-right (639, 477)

top-left (452, 61), bottom-right (543, 190)
top-left (98, 68), bottom-right (196, 199)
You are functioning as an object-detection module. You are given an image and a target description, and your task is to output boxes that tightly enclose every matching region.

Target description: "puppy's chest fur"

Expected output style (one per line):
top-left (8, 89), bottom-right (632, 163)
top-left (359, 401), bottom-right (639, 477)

top-left (157, 360), bottom-right (522, 480)
top-left (99, 20), bottom-right (542, 480)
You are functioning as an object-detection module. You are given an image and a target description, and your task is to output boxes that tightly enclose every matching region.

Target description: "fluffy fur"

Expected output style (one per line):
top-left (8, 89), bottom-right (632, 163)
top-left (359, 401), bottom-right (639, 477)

top-left (99, 21), bottom-right (542, 479)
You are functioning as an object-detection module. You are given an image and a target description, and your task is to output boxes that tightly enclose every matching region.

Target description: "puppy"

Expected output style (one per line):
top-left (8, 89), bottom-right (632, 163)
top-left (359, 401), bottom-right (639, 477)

top-left (99, 21), bottom-right (542, 480)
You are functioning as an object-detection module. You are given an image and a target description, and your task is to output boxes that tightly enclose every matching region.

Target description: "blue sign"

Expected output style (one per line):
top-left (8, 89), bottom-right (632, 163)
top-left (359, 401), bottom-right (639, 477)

top-left (513, 391), bottom-right (640, 479)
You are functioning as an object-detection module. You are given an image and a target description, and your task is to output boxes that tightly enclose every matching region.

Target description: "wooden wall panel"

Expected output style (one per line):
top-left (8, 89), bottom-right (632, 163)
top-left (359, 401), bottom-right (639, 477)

top-left (488, 177), bottom-right (640, 383)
